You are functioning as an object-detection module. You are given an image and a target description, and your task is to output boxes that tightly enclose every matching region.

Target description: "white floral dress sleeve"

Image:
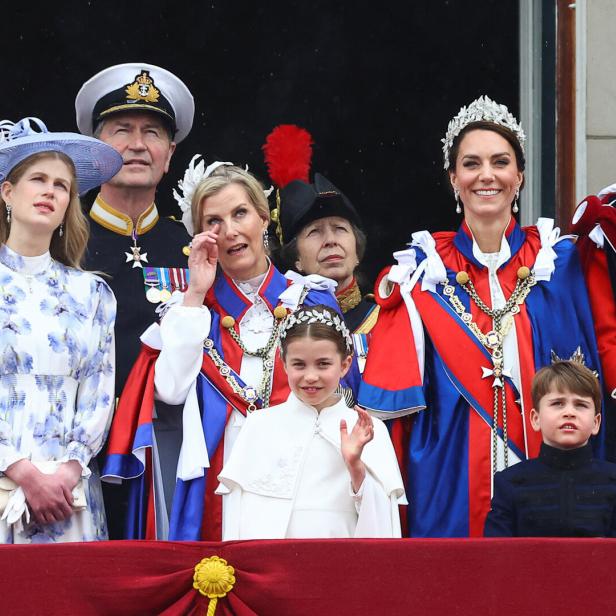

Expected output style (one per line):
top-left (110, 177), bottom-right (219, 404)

top-left (62, 276), bottom-right (116, 474)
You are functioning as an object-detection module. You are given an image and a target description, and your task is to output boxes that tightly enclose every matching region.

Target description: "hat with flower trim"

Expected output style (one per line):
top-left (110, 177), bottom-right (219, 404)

top-left (75, 62), bottom-right (194, 143)
top-left (0, 117), bottom-right (123, 195)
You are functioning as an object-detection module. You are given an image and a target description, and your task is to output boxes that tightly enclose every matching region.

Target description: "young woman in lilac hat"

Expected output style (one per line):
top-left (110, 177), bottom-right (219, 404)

top-left (0, 117), bottom-right (122, 543)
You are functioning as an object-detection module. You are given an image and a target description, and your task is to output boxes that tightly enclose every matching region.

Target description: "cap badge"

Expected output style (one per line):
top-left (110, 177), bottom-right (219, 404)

top-left (125, 70), bottom-right (160, 104)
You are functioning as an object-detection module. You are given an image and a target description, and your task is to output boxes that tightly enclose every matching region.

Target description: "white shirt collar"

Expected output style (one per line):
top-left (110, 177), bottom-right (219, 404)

top-left (470, 225), bottom-right (512, 270)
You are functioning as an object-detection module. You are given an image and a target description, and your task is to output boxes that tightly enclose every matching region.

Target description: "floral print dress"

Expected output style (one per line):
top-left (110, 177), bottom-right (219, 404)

top-left (0, 244), bottom-right (116, 543)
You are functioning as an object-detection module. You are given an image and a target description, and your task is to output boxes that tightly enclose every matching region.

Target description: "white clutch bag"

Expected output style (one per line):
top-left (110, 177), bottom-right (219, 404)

top-left (0, 460), bottom-right (87, 517)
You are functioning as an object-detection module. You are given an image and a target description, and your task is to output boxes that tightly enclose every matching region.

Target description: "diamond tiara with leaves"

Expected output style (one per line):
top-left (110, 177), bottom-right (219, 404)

top-left (441, 95), bottom-right (526, 170)
top-left (280, 307), bottom-right (353, 353)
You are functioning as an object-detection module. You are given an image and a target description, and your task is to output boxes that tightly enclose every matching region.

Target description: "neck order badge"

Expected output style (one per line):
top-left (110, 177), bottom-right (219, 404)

top-left (125, 228), bottom-right (148, 268)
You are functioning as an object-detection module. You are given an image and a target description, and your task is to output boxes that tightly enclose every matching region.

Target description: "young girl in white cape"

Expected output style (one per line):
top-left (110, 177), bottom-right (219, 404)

top-left (216, 304), bottom-right (406, 539)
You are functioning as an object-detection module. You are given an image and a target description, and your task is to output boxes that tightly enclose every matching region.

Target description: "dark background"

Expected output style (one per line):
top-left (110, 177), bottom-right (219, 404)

top-left (2, 0), bottom-right (518, 287)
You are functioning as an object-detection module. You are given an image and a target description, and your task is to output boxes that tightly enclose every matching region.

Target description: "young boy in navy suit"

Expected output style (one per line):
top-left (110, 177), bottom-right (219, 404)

top-left (484, 361), bottom-right (616, 537)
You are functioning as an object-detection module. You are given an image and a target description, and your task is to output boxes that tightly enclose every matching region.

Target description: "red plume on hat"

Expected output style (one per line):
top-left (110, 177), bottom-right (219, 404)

top-left (262, 124), bottom-right (314, 188)
top-left (262, 124), bottom-right (314, 242)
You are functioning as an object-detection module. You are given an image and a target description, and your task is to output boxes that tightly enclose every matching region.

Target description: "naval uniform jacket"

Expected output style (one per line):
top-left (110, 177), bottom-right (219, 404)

top-left (84, 195), bottom-right (189, 539)
top-left (84, 195), bottom-right (190, 393)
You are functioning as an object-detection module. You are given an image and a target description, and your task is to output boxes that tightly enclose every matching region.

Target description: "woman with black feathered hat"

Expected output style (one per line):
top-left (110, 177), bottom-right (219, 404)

top-left (263, 125), bottom-right (379, 372)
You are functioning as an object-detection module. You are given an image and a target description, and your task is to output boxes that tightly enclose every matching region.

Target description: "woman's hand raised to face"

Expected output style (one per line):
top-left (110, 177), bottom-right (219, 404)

top-left (183, 225), bottom-right (220, 307)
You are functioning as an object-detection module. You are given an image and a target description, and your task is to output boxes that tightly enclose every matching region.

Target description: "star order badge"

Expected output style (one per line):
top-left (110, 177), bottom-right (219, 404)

top-left (125, 71), bottom-right (160, 103)
top-left (125, 244), bottom-right (148, 268)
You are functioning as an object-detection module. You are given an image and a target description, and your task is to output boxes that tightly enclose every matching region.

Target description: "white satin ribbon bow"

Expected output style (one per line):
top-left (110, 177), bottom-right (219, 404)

top-left (280, 272), bottom-right (338, 310)
top-left (411, 231), bottom-right (448, 292)
top-left (534, 217), bottom-right (561, 282)
top-left (589, 225), bottom-right (606, 249)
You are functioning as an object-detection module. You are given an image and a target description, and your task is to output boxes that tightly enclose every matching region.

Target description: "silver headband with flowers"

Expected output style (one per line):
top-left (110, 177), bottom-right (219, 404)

top-left (441, 95), bottom-right (526, 170)
top-left (279, 307), bottom-right (353, 353)
top-left (172, 154), bottom-right (274, 236)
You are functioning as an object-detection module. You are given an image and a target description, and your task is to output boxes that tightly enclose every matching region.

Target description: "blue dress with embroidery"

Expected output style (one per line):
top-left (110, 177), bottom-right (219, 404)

top-left (0, 245), bottom-right (116, 543)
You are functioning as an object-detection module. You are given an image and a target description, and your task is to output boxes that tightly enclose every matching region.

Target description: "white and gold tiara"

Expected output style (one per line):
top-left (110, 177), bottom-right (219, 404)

top-left (280, 307), bottom-right (353, 353)
top-left (441, 95), bottom-right (526, 170)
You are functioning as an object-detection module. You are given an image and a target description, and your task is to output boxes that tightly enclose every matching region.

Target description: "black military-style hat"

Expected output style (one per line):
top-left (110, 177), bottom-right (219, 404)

top-left (278, 173), bottom-right (362, 243)
top-left (263, 124), bottom-right (362, 243)
top-left (75, 62), bottom-right (194, 143)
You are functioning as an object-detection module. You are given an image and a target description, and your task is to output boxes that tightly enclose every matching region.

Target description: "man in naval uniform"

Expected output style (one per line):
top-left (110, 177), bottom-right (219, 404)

top-left (75, 62), bottom-right (194, 538)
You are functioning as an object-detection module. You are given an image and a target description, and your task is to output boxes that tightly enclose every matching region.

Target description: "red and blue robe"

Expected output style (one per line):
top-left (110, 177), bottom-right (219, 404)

top-left (359, 219), bottom-right (604, 537)
top-left (571, 190), bottom-right (616, 459)
top-left (103, 265), bottom-right (358, 540)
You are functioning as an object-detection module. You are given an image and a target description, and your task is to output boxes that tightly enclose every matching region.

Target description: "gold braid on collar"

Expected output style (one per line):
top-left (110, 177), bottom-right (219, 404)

top-left (336, 278), bottom-right (362, 314)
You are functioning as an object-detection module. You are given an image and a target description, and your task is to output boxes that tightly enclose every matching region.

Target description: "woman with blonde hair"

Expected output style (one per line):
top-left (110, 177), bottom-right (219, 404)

top-left (104, 157), bottom-right (357, 540)
top-left (0, 117), bottom-right (122, 543)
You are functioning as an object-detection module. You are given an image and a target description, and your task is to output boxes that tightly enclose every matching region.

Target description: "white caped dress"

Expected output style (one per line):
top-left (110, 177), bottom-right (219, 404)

top-left (217, 393), bottom-right (407, 539)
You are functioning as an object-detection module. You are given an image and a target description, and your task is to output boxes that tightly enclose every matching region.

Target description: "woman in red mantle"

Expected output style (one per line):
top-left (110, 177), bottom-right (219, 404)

top-left (103, 161), bottom-right (351, 540)
top-left (570, 185), bottom-right (616, 460)
top-left (358, 96), bottom-right (604, 537)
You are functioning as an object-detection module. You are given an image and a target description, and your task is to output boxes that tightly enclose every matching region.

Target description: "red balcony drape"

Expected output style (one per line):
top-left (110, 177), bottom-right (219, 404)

top-left (3, 538), bottom-right (616, 615)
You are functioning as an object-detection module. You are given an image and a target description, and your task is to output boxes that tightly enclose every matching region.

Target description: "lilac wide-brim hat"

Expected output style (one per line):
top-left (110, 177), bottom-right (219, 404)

top-left (0, 117), bottom-right (123, 195)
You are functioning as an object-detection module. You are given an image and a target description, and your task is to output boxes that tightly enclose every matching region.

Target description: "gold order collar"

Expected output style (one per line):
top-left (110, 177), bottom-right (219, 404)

top-left (336, 278), bottom-right (362, 314)
top-left (90, 194), bottom-right (159, 236)
top-left (444, 265), bottom-right (537, 474)
top-left (218, 305), bottom-right (288, 410)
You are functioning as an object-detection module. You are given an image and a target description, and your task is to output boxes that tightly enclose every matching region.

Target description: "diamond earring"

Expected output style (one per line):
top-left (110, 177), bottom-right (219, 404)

top-left (454, 188), bottom-right (461, 214)
top-left (512, 187), bottom-right (520, 214)
top-left (6, 204), bottom-right (11, 224)
top-left (263, 229), bottom-right (269, 250)
top-left (59, 223), bottom-right (64, 238)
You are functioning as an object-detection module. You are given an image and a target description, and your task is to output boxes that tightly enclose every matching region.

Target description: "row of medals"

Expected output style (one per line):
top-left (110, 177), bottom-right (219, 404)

top-left (146, 285), bottom-right (172, 304)
top-left (143, 268), bottom-right (188, 304)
